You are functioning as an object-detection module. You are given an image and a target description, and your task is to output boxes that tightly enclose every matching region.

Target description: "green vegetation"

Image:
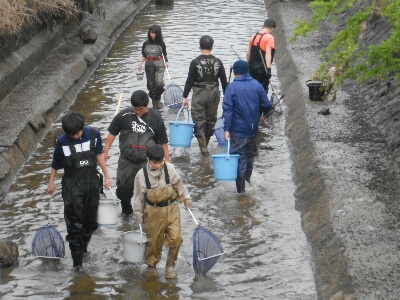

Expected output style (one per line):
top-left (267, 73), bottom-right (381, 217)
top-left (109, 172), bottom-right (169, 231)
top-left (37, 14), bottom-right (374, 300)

top-left (0, 0), bottom-right (103, 38)
top-left (292, 0), bottom-right (400, 96)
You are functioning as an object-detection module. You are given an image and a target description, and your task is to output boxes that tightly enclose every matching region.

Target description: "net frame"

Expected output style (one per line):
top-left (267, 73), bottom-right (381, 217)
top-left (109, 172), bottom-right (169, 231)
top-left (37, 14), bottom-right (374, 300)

top-left (188, 209), bottom-right (225, 275)
top-left (32, 195), bottom-right (65, 259)
top-left (164, 83), bottom-right (183, 109)
top-left (162, 53), bottom-right (183, 109)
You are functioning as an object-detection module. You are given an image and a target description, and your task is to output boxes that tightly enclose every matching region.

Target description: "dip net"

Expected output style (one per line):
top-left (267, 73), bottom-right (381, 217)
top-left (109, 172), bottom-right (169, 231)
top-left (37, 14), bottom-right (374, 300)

top-left (32, 196), bottom-right (65, 259)
top-left (164, 83), bottom-right (183, 109)
top-left (189, 209), bottom-right (225, 275)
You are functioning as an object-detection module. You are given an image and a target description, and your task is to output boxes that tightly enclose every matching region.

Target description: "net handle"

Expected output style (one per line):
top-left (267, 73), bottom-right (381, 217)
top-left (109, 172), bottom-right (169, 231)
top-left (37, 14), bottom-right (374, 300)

top-left (187, 208), bottom-right (199, 226)
top-left (162, 53), bottom-right (172, 83)
top-left (48, 194), bottom-right (53, 224)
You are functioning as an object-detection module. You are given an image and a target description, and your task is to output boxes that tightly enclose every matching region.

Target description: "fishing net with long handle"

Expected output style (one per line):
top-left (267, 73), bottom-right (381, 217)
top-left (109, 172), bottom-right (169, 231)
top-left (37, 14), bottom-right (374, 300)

top-left (32, 195), bottom-right (65, 259)
top-left (188, 208), bottom-right (225, 275)
top-left (162, 54), bottom-right (183, 109)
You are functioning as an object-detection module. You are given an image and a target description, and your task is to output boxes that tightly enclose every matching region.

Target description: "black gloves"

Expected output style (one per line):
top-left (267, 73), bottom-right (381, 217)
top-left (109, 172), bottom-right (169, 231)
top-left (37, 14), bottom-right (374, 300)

top-left (266, 68), bottom-right (272, 80)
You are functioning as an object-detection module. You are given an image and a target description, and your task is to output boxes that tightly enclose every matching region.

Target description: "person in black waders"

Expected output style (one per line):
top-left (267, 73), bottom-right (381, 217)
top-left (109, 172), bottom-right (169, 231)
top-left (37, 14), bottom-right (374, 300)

top-left (103, 90), bottom-right (170, 217)
top-left (48, 111), bottom-right (111, 273)
top-left (181, 35), bottom-right (228, 156)
top-left (246, 18), bottom-right (276, 93)
top-left (138, 24), bottom-right (168, 109)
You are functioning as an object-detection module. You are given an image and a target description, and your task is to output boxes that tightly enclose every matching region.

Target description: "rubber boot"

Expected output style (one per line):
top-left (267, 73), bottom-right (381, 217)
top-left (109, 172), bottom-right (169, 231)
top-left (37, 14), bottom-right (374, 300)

top-left (121, 199), bottom-right (133, 217)
top-left (82, 234), bottom-right (91, 253)
top-left (197, 136), bottom-right (209, 156)
top-left (71, 249), bottom-right (84, 273)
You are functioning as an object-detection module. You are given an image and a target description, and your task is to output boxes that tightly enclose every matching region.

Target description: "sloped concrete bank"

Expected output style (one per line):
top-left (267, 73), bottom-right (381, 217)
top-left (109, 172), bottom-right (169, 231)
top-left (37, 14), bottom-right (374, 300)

top-left (0, 0), bottom-right (150, 199)
top-left (266, 0), bottom-right (400, 299)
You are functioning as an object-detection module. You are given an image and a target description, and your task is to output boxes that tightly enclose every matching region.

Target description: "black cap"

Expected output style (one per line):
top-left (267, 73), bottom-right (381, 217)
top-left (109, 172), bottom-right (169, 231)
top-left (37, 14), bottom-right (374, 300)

top-left (263, 19), bottom-right (276, 28)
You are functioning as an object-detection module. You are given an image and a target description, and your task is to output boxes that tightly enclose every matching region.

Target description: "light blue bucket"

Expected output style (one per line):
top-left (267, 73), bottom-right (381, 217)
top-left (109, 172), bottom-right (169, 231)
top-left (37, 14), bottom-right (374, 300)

top-left (169, 106), bottom-right (195, 148)
top-left (211, 139), bottom-right (239, 181)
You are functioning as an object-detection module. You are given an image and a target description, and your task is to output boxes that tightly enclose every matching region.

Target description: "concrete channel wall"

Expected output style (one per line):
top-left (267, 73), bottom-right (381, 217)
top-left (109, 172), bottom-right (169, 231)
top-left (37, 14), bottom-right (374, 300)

top-left (266, 0), bottom-right (400, 299)
top-left (0, 0), bottom-right (151, 199)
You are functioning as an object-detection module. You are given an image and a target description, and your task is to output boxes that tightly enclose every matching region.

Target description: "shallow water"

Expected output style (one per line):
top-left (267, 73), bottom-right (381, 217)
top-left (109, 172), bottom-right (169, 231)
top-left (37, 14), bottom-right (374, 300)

top-left (0, 0), bottom-right (316, 299)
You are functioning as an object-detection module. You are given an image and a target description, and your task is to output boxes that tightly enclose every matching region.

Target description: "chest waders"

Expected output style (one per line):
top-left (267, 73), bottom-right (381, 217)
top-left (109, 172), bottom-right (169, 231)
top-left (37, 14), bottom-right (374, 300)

top-left (142, 164), bottom-right (182, 269)
top-left (249, 33), bottom-right (275, 91)
top-left (192, 58), bottom-right (220, 155)
top-left (144, 44), bottom-right (165, 106)
top-left (117, 113), bottom-right (156, 215)
top-left (61, 128), bottom-right (100, 270)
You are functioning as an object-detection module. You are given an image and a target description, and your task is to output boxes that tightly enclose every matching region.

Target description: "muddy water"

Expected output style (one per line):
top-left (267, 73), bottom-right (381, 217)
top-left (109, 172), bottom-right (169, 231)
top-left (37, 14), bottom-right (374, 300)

top-left (0, 0), bottom-right (316, 299)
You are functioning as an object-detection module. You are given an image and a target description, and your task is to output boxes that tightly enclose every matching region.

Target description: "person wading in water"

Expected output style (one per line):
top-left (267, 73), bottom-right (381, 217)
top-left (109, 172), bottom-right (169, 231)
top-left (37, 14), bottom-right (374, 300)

top-left (138, 25), bottom-right (168, 109)
top-left (246, 19), bottom-right (276, 93)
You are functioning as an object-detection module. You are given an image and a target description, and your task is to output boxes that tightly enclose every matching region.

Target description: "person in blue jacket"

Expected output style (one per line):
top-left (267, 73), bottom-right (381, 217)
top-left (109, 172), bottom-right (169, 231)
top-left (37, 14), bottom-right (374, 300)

top-left (222, 60), bottom-right (273, 193)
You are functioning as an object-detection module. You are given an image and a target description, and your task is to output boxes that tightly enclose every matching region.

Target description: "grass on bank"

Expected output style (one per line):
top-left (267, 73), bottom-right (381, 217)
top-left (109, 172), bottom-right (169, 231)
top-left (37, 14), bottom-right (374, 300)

top-left (0, 0), bottom-right (103, 38)
top-left (291, 0), bottom-right (400, 96)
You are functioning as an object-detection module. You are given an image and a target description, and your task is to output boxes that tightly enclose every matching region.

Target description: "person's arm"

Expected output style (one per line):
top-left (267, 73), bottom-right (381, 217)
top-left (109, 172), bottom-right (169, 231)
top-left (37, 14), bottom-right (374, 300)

top-left (168, 163), bottom-right (191, 209)
top-left (222, 87), bottom-right (233, 136)
top-left (162, 144), bottom-right (170, 162)
top-left (48, 168), bottom-right (57, 195)
top-left (138, 41), bottom-right (147, 71)
top-left (96, 154), bottom-right (111, 189)
top-left (219, 60), bottom-right (228, 94)
top-left (103, 133), bottom-right (116, 163)
top-left (246, 45), bottom-right (251, 62)
top-left (182, 60), bottom-right (197, 108)
top-left (133, 171), bottom-right (146, 224)
top-left (162, 42), bottom-right (169, 68)
top-left (265, 46), bottom-right (272, 68)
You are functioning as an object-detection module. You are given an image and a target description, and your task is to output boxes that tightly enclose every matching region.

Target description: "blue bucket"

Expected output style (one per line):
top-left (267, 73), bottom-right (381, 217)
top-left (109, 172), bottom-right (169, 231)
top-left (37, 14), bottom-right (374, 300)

top-left (214, 117), bottom-right (227, 147)
top-left (211, 139), bottom-right (239, 181)
top-left (169, 107), bottom-right (195, 148)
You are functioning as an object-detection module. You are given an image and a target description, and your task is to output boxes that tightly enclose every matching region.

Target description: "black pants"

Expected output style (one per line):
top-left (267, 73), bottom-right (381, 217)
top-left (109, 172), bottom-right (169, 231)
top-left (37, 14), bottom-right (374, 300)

top-left (249, 64), bottom-right (269, 92)
top-left (116, 157), bottom-right (147, 214)
top-left (62, 174), bottom-right (101, 252)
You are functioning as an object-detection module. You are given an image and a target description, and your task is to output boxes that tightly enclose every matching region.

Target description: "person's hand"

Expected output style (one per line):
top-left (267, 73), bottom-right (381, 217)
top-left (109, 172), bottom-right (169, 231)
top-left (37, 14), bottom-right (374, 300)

top-left (138, 63), bottom-right (143, 71)
top-left (103, 150), bottom-right (109, 163)
top-left (164, 62), bottom-right (169, 68)
top-left (104, 177), bottom-right (111, 189)
top-left (47, 182), bottom-right (54, 195)
top-left (224, 131), bottom-right (230, 140)
top-left (182, 98), bottom-right (189, 108)
top-left (135, 216), bottom-right (143, 225)
top-left (184, 199), bottom-right (191, 210)
top-left (266, 68), bottom-right (272, 80)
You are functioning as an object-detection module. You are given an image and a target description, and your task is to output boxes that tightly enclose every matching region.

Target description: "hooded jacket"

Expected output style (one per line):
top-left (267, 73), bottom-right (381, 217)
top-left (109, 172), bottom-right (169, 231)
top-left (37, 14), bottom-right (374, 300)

top-left (222, 73), bottom-right (272, 138)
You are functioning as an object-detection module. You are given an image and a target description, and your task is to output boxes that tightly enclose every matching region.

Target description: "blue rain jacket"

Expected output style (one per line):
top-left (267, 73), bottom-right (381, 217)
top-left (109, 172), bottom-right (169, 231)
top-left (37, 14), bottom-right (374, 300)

top-left (222, 73), bottom-right (272, 138)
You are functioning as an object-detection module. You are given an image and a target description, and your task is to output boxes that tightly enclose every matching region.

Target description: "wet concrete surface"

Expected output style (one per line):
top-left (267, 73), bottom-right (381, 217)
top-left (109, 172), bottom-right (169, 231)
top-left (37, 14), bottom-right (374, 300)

top-left (266, 0), bottom-right (400, 299)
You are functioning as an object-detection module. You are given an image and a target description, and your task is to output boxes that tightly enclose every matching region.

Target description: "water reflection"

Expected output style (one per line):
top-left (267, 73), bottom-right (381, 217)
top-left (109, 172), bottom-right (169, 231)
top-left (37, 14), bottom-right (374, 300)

top-left (0, 0), bottom-right (316, 298)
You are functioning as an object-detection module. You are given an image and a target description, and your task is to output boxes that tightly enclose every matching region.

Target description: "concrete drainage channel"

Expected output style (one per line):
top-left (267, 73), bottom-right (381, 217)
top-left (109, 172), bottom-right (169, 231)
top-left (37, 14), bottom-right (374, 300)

top-left (0, 0), bottom-right (151, 199)
top-left (2, 0), bottom-right (399, 298)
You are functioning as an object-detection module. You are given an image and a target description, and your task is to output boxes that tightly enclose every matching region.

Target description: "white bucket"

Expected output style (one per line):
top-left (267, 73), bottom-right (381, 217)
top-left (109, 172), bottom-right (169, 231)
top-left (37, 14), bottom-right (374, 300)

top-left (97, 188), bottom-right (120, 225)
top-left (124, 224), bottom-right (147, 263)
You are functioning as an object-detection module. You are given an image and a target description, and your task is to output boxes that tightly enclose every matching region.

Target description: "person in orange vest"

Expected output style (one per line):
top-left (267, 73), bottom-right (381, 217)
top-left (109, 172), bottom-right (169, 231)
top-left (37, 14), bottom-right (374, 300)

top-left (246, 19), bottom-right (276, 93)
